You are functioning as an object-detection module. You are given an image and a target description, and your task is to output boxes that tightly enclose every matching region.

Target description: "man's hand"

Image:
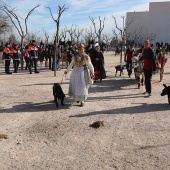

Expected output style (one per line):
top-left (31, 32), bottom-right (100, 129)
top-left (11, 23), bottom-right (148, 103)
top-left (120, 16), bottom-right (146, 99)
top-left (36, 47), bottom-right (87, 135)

top-left (64, 71), bottom-right (67, 74)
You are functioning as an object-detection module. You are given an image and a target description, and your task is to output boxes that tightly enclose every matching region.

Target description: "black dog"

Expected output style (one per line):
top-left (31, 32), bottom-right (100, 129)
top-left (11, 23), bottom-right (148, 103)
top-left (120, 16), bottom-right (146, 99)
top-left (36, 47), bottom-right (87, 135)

top-left (161, 84), bottom-right (170, 105)
top-left (115, 65), bottom-right (126, 77)
top-left (53, 83), bottom-right (65, 107)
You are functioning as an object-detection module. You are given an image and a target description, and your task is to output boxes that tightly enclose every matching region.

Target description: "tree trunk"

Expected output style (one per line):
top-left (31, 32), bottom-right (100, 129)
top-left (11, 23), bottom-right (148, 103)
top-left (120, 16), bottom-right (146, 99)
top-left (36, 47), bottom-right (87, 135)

top-left (54, 21), bottom-right (60, 77)
top-left (20, 36), bottom-right (24, 70)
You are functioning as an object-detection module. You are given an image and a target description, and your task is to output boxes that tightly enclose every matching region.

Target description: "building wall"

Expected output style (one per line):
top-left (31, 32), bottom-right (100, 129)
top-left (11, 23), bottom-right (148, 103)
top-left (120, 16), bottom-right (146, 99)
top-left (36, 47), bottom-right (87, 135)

top-left (126, 11), bottom-right (149, 45)
top-left (149, 1), bottom-right (170, 43)
top-left (126, 1), bottom-right (170, 45)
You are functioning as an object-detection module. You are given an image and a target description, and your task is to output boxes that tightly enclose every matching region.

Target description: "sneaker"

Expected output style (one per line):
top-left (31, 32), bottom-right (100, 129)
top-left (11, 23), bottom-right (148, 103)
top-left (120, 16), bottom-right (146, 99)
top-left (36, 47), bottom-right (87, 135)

top-left (35, 71), bottom-right (39, 73)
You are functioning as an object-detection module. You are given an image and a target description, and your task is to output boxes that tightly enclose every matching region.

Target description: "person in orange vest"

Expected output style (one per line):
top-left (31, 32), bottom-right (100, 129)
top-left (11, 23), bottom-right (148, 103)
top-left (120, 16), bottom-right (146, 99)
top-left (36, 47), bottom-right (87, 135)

top-left (11, 44), bottom-right (21, 73)
top-left (3, 43), bottom-right (12, 74)
top-left (28, 40), bottom-right (39, 74)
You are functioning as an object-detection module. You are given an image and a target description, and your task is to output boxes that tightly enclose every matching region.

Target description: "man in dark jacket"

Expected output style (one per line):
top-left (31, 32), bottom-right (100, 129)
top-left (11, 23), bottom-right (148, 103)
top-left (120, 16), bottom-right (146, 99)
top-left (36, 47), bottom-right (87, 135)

top-left (139, 40), bottom-right (156, 96)
top-left (124, 44), bottom-right (134, 77)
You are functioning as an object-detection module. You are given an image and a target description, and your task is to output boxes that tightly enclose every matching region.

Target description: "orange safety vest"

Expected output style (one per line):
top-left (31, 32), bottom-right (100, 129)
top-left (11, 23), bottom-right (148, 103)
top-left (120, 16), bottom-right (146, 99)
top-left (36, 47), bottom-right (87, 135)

top-left (11, 48), bottom-right (21, 60)
top-left (3, 47), bottom-right (11, 60)
top-left (28, 45), bottom-right (38, 58)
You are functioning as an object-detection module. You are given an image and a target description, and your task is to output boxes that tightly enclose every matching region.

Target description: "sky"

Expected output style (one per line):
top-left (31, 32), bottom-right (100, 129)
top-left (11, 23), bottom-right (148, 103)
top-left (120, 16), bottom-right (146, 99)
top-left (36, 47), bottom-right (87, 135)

top-left (0, 0), bottom-right (168, 41)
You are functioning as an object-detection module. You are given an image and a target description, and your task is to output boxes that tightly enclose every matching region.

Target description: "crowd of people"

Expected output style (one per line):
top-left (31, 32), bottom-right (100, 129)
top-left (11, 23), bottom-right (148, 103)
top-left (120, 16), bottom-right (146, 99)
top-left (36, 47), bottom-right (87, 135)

top-left (1, 38), bottom-right (168, 105)
top-left (124, 40), bottom-right (168, 96)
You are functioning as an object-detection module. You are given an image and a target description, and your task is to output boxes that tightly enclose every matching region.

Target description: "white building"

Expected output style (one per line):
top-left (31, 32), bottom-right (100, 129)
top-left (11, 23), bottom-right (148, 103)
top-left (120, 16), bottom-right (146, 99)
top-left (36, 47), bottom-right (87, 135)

top-left (126, 1), bottom-right (170, 45)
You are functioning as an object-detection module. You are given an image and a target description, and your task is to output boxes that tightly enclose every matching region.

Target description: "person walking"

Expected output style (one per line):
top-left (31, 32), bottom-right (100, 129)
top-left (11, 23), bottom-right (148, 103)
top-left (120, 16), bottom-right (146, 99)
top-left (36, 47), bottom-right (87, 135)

top-left (124, 44), bottom-right (135, 77)
top-left (91, 43), bottom-right (106, 81)
top-left (64, 44), bottom-right (94, 107)
top-left (139, 40), bottom-right (156, 96)
top-left (3, 43), bottom-right (12, 74)
top-left (158, 51), bottom-right (167, 82)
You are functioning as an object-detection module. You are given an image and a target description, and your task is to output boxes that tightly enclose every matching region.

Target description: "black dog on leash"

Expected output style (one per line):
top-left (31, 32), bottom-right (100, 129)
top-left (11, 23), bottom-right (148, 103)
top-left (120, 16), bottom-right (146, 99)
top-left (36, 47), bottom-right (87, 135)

top-left (161, 84), bottom-right (170, 105)
top-left (115, 64), bottom-right (126, 77)
top-left (53, 83), bottom-right (65, 107)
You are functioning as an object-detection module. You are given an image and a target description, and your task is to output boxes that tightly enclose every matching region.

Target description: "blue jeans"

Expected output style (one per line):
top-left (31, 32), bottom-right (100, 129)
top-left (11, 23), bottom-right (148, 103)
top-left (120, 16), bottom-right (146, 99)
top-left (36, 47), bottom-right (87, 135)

top-left (56, 56), bottom-right (61, 69)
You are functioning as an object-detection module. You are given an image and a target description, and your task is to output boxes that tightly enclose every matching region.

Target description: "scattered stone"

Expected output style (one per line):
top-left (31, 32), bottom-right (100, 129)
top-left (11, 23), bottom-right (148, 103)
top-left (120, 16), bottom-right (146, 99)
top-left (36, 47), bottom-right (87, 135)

top-left (0, 134), bottom-right (9, 139)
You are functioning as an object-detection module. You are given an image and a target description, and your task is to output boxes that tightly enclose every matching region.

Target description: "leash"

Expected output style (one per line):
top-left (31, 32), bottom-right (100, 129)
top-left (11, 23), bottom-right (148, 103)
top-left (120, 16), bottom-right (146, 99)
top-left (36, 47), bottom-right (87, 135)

top-left (60, 74), bottom-right (66, 84)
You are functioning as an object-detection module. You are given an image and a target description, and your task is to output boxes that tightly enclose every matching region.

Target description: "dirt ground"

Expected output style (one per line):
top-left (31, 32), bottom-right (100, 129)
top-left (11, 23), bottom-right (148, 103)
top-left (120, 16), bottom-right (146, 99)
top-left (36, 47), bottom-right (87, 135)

top-left (0, 52), bottom-right (170, 170)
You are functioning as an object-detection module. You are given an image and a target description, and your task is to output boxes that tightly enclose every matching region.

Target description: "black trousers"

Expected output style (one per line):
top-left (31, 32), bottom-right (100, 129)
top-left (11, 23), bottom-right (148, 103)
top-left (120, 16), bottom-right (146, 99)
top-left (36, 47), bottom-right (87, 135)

top-left (5, 60), bottom-right (11, 73)
top-left (13, 60), bottom-right (19, 73)
top-left (126, 60), bottom-right (132, 76)
top-left (144, 69), bottom-right (152, 94)
top-left (28, 58), bottom-right (38, 73)
top-left (25, 57), bottom-right (29, 69)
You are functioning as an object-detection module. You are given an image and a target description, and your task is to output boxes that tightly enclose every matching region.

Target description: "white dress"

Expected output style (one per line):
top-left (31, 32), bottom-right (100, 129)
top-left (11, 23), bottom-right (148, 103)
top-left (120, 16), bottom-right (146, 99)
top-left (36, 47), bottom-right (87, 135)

top-left (66, 55), bottom-right (94, 102)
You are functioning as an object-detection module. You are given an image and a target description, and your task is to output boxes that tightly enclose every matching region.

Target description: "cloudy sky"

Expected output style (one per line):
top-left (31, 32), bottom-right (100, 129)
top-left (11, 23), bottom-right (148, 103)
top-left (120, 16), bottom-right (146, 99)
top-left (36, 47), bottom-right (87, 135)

top-left (1, 0), bottom-right (166, 41)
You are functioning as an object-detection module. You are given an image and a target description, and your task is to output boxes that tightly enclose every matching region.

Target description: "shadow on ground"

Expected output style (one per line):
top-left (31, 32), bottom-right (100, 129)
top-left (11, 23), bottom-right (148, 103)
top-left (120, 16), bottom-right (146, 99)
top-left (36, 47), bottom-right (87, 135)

top-left (89, 77), bottom-right (139, 93)
top-left (0, 98), bottom-right (72, 113)
top-left (70, 103), bottom-right (170, 117)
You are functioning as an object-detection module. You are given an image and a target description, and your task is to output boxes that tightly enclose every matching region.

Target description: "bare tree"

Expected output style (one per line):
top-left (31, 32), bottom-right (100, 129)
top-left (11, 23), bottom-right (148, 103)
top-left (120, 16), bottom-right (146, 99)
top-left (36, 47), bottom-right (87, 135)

top-left (60, 27), bottom-right (67, 42)
top-left (24, 31), bottom-right (41, 45)
top-left (66, 25), bottom-right (76, 43)
top-left (43, 29), bottom-right (49, 45)
top-left (46, 4), bottom-right (68, 76)
top-left (102, 33), bottom-right (113, 52)
top-left (89, 16), bottom-right (105, 44)
top-left (0, 11), bottom-right (12, 45)
top-left (83, 27), bottom-right (97, 44)
top-left (102, 33), bottom-right (113, 44)
top-left (8, 33), bottom-right (18, 44)
top-left (112, 29), bottom-right (120, 46)
top-left (112, 16), bottom-right (133, 63)
top-left (0, 1), bottom-right (40, 69)
top-left (74, 27), bottom-right (84, 44)
top-left (147, 32), bottom-right (157, 43)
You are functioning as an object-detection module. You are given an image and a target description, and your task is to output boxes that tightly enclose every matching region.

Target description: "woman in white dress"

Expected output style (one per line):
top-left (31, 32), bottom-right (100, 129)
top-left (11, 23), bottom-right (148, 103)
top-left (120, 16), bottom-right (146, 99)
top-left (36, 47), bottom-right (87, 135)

top-left (64, 44), bottom-right (95, 107)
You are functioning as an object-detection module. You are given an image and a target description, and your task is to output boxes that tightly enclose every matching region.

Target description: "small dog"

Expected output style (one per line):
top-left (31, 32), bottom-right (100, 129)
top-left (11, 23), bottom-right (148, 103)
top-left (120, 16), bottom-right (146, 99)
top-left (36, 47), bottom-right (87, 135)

top-left (115, 64), bottom-right (126, 77)
top-left (161, 84), bottom-right (170, 105)
top-left (53, 83), bottom-right (65, 107)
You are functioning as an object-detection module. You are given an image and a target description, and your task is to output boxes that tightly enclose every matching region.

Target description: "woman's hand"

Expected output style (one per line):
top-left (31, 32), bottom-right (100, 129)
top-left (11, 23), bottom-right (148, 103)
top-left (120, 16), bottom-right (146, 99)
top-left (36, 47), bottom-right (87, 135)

top-left (96, 58), bottom-right (99, 61)
top-left (91, 74), bottom-right (95, 79)
top-left (64, 71), bottom-right (67, 74)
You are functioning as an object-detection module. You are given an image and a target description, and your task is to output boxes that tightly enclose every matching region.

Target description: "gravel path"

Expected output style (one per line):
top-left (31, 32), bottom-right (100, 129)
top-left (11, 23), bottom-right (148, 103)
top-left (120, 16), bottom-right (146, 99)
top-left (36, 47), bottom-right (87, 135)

top-left (0, 52), bottom-right (170, 170)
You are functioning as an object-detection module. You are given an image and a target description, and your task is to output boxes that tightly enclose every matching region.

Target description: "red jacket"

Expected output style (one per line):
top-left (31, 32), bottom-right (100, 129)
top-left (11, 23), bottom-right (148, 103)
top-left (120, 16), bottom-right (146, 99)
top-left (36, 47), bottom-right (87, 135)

top-left (140, 48), bottom-right (156, 70)
top-left (124, 48), bottom-right (134, 61)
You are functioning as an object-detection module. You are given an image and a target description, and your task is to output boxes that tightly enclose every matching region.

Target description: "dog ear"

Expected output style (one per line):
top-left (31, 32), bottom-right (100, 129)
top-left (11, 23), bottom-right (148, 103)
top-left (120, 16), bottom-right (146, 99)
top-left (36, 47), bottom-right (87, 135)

top-left (163, 84), bottom-right (167, 88)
